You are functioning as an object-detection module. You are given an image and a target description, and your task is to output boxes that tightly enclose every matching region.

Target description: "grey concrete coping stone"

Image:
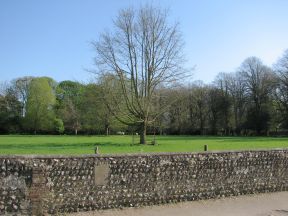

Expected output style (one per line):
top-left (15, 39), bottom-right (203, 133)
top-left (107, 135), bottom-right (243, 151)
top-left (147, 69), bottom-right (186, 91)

top-left (0, 148), bottom-right (287, 159)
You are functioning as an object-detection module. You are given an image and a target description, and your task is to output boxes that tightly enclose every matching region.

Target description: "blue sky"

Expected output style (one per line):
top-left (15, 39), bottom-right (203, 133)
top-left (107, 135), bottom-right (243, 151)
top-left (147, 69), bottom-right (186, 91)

top-left (1, 0), bottom-right (288, 83)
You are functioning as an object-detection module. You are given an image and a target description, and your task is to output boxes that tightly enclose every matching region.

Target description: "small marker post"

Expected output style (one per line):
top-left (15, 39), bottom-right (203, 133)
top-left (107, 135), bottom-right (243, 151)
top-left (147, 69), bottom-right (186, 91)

top-left (204, 144), bottom-right (208, 152)
top-left (95, 146), bottom-right (99, 154)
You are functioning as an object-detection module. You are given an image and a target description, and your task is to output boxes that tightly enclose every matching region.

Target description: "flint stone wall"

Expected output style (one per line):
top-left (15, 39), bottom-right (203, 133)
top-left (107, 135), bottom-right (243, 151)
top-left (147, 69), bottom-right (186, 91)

top-left (0, 149), bottom-right (288, 215)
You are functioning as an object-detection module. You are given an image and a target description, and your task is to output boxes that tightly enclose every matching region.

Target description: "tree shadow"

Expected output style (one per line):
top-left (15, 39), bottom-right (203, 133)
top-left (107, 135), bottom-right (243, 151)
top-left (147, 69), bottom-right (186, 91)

top-left (0, 141), bottom-right (125, 150)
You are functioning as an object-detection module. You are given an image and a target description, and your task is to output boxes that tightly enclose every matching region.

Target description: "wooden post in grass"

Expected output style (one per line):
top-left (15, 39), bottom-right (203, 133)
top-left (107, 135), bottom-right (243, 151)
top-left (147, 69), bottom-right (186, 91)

top-left (95, 146), bottom-right (99, 154)
top-left (204, 144), bottom-right (208, 151)
top-left (152, 123), bottom-right (157, 145)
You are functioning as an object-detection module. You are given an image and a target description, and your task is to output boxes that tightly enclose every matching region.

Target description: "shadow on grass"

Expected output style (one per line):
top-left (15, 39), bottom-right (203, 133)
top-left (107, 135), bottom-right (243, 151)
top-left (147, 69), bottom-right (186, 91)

top-left (156, 135), bottom-right (287, 142)
top-left (0, 142), bottom-right (127, 150)
top-left (155, 136), bottom-right (244, 141)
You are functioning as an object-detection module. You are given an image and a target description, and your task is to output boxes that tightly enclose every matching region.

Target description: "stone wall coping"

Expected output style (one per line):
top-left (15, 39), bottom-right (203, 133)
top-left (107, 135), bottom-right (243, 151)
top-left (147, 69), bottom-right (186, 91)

top-left (0, 148), bottom-right (287, 159)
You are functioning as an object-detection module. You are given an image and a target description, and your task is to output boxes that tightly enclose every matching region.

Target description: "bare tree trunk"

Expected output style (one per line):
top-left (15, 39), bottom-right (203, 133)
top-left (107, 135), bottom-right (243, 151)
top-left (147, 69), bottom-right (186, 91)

top-left (106, 126), bottom-right (109, 136)
top-left (140, 122), bottom-right (147, 144)
top-left (200, 115), bottom-right (204, 135)
top-left (74, 120), bottom-right (79, 135)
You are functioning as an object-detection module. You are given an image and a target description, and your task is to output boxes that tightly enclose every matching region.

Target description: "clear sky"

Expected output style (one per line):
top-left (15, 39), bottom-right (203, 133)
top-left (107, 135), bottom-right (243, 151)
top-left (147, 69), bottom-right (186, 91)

top-left (1, 0), bottom-right (288, 83)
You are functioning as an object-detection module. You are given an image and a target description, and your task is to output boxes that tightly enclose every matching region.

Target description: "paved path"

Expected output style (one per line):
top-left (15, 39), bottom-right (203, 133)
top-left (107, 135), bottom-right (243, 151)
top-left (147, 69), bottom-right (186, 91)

top-left (69, 192), bottom-right (288, 216)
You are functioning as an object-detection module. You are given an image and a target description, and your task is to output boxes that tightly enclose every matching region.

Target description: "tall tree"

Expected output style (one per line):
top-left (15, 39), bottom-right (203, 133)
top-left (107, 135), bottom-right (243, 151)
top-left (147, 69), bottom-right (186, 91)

top-left (225, 72), bottom-right (247, 134)
top-left (188, 82), bottom-right (209, 135)
top-left (274, 49), bottom-right (288, 128)
top-left (11, 76), bottom-right (33, 117)
top-left (24, 77), bottom-right (56, 134)
top-left (166, 87), bottom-right (190, 134)
top-left (56, 81), bottom-right (83, 135)
top-left (0, 86), bottom-right (21, 133)
top-left (206, 87), bottom-right (224, 135)
top-left (94, 5), bottom-right (187, 144)
top-left (97, 74), bottom-right (128, 135)
top-left (240, 57), bottom-right (276, 134)
top-left (80, 83), bottom-right (126, 135)
top-left (214, 73), bottom-right (232, 135)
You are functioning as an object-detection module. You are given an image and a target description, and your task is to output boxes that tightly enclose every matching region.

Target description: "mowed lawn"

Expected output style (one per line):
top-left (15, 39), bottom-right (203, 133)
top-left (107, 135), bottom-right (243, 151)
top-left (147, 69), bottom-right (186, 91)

top-left (0, 135), bottom-right (288, 155)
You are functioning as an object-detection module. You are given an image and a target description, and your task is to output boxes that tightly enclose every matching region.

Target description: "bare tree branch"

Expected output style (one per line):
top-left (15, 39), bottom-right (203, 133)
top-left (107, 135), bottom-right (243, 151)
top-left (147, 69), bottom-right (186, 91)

top-left (93, 5), bottom-right (188, 144)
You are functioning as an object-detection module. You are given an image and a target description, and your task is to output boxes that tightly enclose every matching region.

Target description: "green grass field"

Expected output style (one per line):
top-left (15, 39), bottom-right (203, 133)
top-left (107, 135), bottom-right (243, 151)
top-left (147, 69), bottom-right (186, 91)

top-left (0, 135), bottom-right (288, 155)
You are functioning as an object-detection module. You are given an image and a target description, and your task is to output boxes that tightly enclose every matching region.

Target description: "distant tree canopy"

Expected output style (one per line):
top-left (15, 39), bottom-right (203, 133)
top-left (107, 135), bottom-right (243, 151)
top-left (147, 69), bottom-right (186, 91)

top-left (0, 76), bottom-right (127, 135)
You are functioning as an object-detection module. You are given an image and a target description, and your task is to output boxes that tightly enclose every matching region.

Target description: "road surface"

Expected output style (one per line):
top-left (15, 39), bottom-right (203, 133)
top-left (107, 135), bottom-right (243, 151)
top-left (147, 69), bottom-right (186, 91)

top-left (69, 192), bottom-right (288, 216)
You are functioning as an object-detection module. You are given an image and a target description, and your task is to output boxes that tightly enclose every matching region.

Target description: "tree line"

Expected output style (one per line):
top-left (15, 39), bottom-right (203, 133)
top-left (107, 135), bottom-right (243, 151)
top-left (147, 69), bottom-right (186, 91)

top-left (0, 77), bottom-right (123, 135)
top-left (1, 50), bottom-right (288, 136)
top-left (1, 5), bottom-right (288, 141)
top-left (165, 53), bottom-right (288, 136)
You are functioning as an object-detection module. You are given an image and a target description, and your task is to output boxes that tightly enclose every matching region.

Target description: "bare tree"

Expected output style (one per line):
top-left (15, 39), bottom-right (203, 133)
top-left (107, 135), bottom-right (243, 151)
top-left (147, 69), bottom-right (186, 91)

top-left (225, 72), bottom-right (247, 134)
top-left (240, 57), bottom-right (276, 134)
top-left (11, 76), bottom-right (33, 117)
top-left (0, 81), bottom-right (7, 96)
top-left (214, 73), bottom-right (232, 135)
top-left (188, 81), bottom-right (209, 135)
top-left (274, 49), bottom-right (288, 128)
top-left (93, 5), bottom-right (187, 144)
